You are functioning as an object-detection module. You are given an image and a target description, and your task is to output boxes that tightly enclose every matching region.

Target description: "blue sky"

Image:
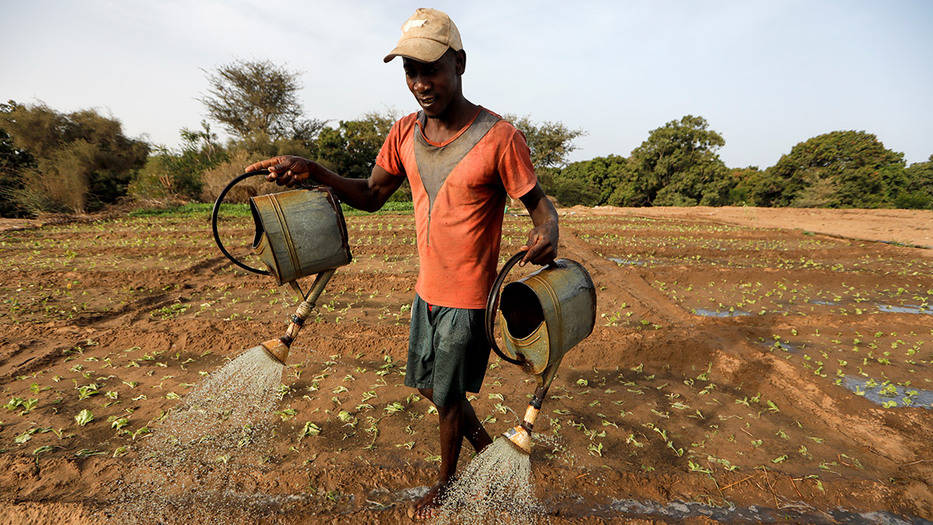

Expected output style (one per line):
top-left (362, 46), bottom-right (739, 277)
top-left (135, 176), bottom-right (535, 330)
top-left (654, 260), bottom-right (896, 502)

top-left (1, 0), bottom-right (931, 168)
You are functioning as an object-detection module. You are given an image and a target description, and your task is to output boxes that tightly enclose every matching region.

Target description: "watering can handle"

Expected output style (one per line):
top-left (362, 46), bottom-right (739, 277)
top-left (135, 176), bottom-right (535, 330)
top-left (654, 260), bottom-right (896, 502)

top-left (211, 170), bottom-right (271, 275)
top-left (484, 251), bottom-right (528, 366)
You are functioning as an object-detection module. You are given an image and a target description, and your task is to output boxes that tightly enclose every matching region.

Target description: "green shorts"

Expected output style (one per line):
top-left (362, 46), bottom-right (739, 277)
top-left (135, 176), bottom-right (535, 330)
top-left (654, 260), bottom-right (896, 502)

top-left (404, 294), bottom-right (490, 407)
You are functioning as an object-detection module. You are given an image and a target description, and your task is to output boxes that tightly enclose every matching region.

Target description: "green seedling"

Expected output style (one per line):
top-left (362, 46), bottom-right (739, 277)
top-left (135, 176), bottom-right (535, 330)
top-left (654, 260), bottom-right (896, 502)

top-left (688, 460), bottom-right (712, 474)
top-left (77, 384), bottom-right (99, 400)
top-left (361, 391), bottom-right (377, 402)
top-left (277, 408), bottom-right (297, 421)
top-left (75, 449), bottom-right (106, 458)
top-left (74, 409), bottom-right (94, 426)
top-left (5, 397), bottom-right (25, 411)
top-left (14, 428), bottom-right (38, 444)
top-left (385, 402), bottom-right (405, 414)
top-left (337, 410), bottom-right (357, 427)
top-left (33, 445), bottom-right (57, 457)
top-left (299, 422), bottom-right (321, 439)
top-left (20, 398), bottom-right (38, 415)
top-left (588, 442), bottom-right (604, 456)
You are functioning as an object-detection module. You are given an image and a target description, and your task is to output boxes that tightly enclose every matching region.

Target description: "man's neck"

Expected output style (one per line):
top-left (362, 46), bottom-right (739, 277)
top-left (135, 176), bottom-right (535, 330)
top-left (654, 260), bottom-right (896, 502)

top-left (423, 96), bottom-right (479, 142)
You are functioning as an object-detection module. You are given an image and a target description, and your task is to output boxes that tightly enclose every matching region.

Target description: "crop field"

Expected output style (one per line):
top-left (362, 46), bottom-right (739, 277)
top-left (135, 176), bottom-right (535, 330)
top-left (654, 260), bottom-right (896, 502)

top-left (0, 206), bottom-right (930, 523)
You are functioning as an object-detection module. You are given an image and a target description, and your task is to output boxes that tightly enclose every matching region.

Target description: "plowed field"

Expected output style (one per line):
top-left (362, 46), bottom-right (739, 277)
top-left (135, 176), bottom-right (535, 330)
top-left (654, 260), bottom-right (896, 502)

top-left (0, 206), bottom-right (930, 524)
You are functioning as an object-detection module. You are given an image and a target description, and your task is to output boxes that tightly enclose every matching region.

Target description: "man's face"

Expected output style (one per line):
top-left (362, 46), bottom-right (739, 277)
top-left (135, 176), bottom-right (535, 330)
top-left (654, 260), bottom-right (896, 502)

top-left (403, 51), bottom-right (463, 118)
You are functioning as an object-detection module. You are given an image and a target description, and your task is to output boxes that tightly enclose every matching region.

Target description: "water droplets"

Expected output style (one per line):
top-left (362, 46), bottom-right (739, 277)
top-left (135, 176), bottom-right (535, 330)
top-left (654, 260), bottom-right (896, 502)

top-left (434, 439), bottom-right (545, 524)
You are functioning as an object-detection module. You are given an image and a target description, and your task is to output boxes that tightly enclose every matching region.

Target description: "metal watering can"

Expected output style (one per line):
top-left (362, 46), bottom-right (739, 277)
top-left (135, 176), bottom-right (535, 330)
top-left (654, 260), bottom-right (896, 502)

top-left (485, 251), bottom-right (596, 454)
top-left (211, 170), bottom-right (352, 365)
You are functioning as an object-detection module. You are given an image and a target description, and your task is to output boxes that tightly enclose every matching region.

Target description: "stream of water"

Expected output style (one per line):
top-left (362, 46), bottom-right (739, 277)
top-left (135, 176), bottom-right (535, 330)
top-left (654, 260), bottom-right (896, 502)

top-left (104, 345), bottom-right (285, 523)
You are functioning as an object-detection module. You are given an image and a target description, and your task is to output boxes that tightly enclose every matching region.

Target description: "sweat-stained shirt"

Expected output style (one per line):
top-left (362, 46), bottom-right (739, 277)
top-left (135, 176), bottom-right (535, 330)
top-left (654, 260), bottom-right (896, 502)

top-left (375, 107), bottom-right (538, 309)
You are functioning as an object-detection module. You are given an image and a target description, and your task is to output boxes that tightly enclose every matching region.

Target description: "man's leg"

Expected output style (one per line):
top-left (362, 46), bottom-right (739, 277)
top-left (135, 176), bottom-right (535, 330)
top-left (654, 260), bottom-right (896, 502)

top-left (455, 393), bottom-right (494, 453)
top-left (419, 388), bottom-right (492, 454)
top-left (405, 299), bottom-right (493, 519)
top-left (410, 388), bottom-right (492, 518)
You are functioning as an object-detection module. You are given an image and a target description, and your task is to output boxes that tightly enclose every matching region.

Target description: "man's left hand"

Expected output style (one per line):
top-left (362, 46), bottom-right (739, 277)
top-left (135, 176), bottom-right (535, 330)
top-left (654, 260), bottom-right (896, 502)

top-left (518, 183), bottom-right (559, 266)
top-left (520, 221), bottom-right (558, 266)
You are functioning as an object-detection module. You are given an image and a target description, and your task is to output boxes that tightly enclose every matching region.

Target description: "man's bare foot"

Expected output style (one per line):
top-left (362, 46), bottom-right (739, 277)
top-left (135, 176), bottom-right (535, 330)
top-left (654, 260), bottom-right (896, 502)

top-left (407, 482), bottom-right (448, 521)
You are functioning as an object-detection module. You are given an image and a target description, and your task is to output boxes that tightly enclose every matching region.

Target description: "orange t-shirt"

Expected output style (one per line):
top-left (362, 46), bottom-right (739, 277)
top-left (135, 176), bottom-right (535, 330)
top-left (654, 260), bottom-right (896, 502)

top-left (376, 107), bottom-right (537, 308)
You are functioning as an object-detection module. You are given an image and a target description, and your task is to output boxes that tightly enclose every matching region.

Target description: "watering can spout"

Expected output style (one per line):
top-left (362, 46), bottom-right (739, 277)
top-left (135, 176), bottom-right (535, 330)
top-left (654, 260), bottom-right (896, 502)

top-left (260, 339), bottom-right (290, 365)
top-left (501, 384), bottom-right (549, 455)
top-left (504, 425), bottom-right (532, 455)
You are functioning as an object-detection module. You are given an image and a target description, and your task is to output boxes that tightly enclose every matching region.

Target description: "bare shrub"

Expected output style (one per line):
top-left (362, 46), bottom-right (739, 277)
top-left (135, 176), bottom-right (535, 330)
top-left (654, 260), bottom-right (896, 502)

top-left (200, 150), bottom-right (282, 203)
top-left (13, 141), bottom-right (100, 214)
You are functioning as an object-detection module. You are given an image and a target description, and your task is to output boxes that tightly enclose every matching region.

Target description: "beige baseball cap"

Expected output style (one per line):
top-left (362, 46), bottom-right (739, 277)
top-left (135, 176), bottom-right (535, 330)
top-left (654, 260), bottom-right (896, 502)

top-left (384, 8), bottom-right (463, 63)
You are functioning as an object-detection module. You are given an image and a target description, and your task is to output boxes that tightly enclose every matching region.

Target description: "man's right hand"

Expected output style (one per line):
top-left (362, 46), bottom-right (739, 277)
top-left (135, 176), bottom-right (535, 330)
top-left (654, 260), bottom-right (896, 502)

top-left (245, 155), bottom-right (316, 187)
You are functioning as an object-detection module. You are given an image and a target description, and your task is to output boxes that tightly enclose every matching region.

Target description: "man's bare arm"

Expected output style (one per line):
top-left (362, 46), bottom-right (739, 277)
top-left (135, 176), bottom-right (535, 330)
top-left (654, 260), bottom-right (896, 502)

top-left (245, 156), bottom-right (404, 212)
top-left (518, 183), bottom-right (559, 266)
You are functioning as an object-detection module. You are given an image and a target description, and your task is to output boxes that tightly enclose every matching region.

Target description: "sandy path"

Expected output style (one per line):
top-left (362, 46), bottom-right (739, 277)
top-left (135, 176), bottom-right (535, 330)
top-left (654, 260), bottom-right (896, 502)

top-left (580, 206), bottom-right (933, 253)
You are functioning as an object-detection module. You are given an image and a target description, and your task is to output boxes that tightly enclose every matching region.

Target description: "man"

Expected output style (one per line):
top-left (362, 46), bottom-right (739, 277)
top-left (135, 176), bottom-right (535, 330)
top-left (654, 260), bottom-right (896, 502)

top-left (246, 8), bottom-right (558, 519)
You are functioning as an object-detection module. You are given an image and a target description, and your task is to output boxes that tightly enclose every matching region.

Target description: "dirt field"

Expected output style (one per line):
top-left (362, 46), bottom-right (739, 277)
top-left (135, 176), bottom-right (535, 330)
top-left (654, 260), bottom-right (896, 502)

top-left (0, 206), bottom-right (930, 524)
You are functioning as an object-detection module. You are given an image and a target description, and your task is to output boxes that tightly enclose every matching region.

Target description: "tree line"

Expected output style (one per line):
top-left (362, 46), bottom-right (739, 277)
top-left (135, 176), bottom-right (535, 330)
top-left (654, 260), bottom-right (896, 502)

top-left (1, 60), bottom-right (930, 217)
top-left (547, 116), bottom-right (931, 210)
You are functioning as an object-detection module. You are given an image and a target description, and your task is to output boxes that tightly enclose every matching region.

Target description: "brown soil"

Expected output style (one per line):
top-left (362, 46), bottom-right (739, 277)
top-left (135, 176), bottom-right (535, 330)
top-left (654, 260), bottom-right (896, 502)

top-left (0, 207), bottom-right (930, 524)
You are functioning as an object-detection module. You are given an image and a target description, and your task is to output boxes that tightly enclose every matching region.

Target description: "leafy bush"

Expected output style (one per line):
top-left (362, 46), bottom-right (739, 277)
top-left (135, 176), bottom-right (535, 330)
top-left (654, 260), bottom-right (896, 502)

top-left (0, 101), bottom-right (148, 215)
top-left (129, 123), bottom-right (226, 201)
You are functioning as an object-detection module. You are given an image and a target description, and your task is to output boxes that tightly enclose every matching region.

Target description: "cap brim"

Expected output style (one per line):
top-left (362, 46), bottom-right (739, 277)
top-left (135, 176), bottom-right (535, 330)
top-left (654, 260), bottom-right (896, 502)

top-left (383, 38), bottom-right (449, 63)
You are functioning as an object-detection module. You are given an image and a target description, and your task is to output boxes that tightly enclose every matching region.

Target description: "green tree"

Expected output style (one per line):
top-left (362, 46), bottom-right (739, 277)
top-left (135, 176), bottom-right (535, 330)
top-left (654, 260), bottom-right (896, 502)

top-left (755, 131), bottom-right (905, 208)
top-left (607, 115), bottom-right (730, 207)
top-left (0, 101), bottom-right (148, 214)
top-left (553, 155), bottom-right (627, 206)
top-left (504, 115), bottom-right (585, 170)
top-left (314, 111), bottom-right (396, 180)
top-left (726, 166), bottom-right (762, 205)
top-left (199, 59), bottom-right (324, 147)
